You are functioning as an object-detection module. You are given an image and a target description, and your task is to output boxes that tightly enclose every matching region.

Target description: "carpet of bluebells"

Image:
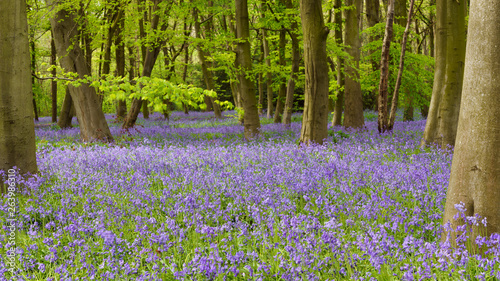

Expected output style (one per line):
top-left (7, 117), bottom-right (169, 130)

top-left (1, 110), bottom-right (499, 280)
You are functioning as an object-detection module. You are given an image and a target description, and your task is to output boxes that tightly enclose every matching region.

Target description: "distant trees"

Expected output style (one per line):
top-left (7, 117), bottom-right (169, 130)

top-left (442, 0), bottom-right (500, 244)
top-left (0, 0), bottom-right (38, 182)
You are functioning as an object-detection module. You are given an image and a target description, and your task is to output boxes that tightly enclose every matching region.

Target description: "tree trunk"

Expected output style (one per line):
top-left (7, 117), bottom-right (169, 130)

top-left (123, 4), bottom-right (164, 129)
top-left (332, 0), bottom-right (345, 127)
top-left (377, 0), bottom-right (394, 133)
top-left (273, 30), bottom-right (287, 123)
top-left (50, 2), bottom-right (113, 142)
top-left (51, 32), bottom-right (58, 123)
top-left (442, 0), bottom-right (500, 245)
top-left (365, 0), bottom-right (381, 111)
top-left (30, 34), bottom-right (39, 122)
top-left (262, 30), bottom-right (274, 119)
top-left (299, 0), bottom-right (329, 145)
top-left (421, 0), bottom-right (446, 146)
top-left (283, 18), bottom-right (300, 126)
top-left (235, 0), bottom-right (261, 139)
top-left (115, 7), bottom-right (127, 119)
top-left (388, 0), bottom-right (416, 130)
top-left (193, 8), bottom-right (221, 118)
top-left (58, 88), bottom-right (75, 129)
top-left (0, 0), bottom-right (38, 181)
top-left (343, 0), bottom-right (365, 129)
top-left (421, 0), bottom-right (466, 148)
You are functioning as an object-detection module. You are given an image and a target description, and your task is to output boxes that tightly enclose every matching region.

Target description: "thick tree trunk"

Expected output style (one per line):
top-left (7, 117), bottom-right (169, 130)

top-left (0, 0), bottom-right (38, 181)
top-left (58, 88), bottom-right (75, 129)
top-left (377, 0), bottom-right (394, 133)
top-left (50, 2), bottom-right (113, 142)
top-left (299, 0), bottom-right (329, 145)
top-left (235, 0), bottom-right (261, 139)
top-left (332, 0), bottom-right (344, 127)
top-left (442, 0), bottom-right (500, 244)
top-left (343, 0), bottom-right (365, 129)
top-left (421, 0), bottom-right (466, 148)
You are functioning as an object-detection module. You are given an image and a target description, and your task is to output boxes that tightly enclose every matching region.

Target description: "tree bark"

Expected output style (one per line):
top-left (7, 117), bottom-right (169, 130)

top-left (282, 10), bottom-right (301, 126)
top-left (442, 0), bottom-right (500, 245)
top-left (332, 0), bottom-right (344, 127)
top-left (343, 0), bottom-right (365, 129)
top-left (0, 0), bottom-right (38, 181)
top-left (388, 0), bottom-right (416, 130)
top-left (123, 3), bottom-right (164, 129)
top-left (299, 0), bottom-right (329, 145)
top-left (51, 32), bottom-right (58, 123)
top-left (262, 30), bottom-right (274, 119)
top-left (273, 30), bottom-right (286, 123)
top-left (235, 0), bottom-right (261, 139)
top-left (193, 8), bottom-right (222, 118)
top-left (115, 6), bottom-right (127, 119)
top-left (58, 88), bottom-right (75, 129)
top-left (421, 0), bottom-right (466, 148)
top-left (50, 1), bottom-right (113, 142)
top-left (30, 33), bottom-right (39, 122)
top-left (377, 0), bottom-right (394, 133)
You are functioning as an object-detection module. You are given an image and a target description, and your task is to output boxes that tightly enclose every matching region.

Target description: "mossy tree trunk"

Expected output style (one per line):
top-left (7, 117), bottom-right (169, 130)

top-left (299, 0), bottom-right (330, 145)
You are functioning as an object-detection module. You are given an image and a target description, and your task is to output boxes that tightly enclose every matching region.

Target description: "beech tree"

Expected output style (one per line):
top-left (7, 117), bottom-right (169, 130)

top-left (299, 0), bottom-right (329, 145)
top-left (49, 0), bottom-right (113, 142)
top-left (235, 0), bottom-right (261, 139)
top-left (343, 0), bottom-right (364, 129)
top-left (442, 0), bottom-right (500, 243)
top-left (421, 0), bottom-right (466, 148)
top-left (0, 0), bottom-right (38, 182)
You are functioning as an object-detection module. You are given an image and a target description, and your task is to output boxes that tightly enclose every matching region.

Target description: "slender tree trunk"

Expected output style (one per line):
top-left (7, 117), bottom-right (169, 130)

top-left (332, 0), bottom-right (344, 126)
top-left (193, 8), bottom-right (221, 118)
top-left (51, 32), bottom-right (58, 123)
top-left (29, 32), bottom-right (39, 122)
top-left (235, 0), bottom-right (261, 139)
top-left (366, 0), bottom-right (381, 111)
top-left (388, 0), bottom-right (416, 130)
top-left (273, 30), bottom-right (287, 123)
top-left (282, 12), bottom-right (301, 126)
top-left (343, 0), bottom-right (365, 129)
top-left (0, 0), bottom-right (38, 181)
top-left (50, 2), bottom-right (113, 142)
top-left (58, 88), bottom-right (75, 129)
top-left (442, 0), bottom-right (500, 245)
top-left (258, 71), bottom-right (264, 115)
top-left (377, 0), bottom-right (394, 133)
top-left (123, 4), bottom-right (164, 129)
top-left (299, 0), bottom-right (330, 145)
top-left (115, 7), bottom-right (127, 119)
top-left (262, 29), bottom-right (274, 119)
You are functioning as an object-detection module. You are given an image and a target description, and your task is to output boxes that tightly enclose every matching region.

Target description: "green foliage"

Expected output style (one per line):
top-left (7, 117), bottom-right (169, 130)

top-left (360, 23), bottom-right (434, 109)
